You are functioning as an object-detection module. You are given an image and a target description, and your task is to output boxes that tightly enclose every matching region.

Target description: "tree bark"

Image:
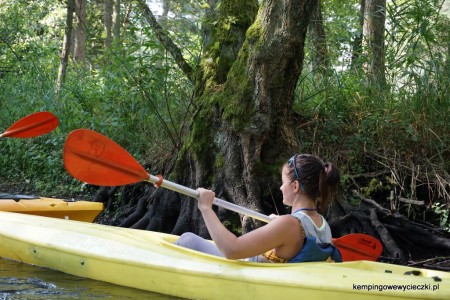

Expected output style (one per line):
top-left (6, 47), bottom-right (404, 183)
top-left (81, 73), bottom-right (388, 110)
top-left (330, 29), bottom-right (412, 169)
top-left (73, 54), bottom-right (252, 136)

top-left (56, 0), bottom-right (75, 95)
top-left (173, 0), bottom-right (318, 235)
top-left (73, 0), bottom-right (86, 64)
top-left (104, 0), bottom-right (113, 49)
top-left (351, 0), bottom-right (365, 68)
top-left (308, 0), bottom-right (330, 75)
top-left (136, 0), bottom-right (194, 83)
top-left (113, 0), bottom-right (121, 42)
top-left (363, 0), bottom-right (386, 86)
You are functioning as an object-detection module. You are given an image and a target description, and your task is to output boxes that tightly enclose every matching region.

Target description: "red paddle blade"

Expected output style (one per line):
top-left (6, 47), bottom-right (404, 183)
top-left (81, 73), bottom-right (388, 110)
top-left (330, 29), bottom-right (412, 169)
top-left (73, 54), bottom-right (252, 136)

top-left (1, 112), bottom-right (58, 138)
top-left (333, 233), bottom-right (383, 261)
top-left (64, 129), bottom-right (149, 186)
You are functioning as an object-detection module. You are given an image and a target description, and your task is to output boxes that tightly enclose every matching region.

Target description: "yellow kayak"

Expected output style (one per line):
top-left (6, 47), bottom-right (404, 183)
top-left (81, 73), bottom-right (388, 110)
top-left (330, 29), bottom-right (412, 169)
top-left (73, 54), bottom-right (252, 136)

top-left (0, 194), bottom-right (103, 222)
top-left (0, 211), bottom-right (448, 300)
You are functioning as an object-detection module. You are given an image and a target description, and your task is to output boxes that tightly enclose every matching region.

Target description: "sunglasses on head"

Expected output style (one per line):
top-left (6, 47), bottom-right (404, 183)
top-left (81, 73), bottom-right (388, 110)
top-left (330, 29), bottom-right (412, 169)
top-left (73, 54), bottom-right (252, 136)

top-left (288, 155), bottom-right (300, 179)
top-left (288, 154), bottom-right (305, 192)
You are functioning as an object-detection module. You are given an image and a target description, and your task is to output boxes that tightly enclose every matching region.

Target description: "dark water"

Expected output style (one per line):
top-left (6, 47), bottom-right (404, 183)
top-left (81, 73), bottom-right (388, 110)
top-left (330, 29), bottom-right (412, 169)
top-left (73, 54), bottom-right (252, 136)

top-left (0, 258), bottom-right (181, 299)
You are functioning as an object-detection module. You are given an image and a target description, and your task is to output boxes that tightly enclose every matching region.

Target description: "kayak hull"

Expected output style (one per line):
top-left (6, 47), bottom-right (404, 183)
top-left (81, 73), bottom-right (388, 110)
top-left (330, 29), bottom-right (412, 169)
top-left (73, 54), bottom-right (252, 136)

top-left (0, 212), bottom-right (448, 300)
top-left (0, 196), bottom-right (103, 222)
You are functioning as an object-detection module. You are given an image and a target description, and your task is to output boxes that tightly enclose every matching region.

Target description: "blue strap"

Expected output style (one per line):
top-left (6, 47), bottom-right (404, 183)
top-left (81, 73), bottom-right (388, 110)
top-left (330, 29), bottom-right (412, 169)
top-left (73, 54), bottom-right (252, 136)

top-left (288, 236), bottom-right (342, 263)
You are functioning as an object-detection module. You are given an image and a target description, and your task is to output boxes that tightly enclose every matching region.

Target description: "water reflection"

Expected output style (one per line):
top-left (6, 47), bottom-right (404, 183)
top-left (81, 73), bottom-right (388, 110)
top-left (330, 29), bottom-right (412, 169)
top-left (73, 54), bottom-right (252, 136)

top-left (0, 258), bottom-right (181, 299)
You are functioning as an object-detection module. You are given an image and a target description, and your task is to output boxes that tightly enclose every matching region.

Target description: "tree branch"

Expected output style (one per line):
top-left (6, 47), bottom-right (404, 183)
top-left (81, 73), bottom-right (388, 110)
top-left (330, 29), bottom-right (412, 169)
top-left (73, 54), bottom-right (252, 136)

top-left (136, 0), bottom-right (194, 83)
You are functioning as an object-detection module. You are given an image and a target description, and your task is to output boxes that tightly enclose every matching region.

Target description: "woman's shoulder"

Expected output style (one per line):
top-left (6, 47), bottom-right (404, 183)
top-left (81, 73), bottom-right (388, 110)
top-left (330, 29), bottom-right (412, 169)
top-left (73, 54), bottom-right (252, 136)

top-left (291, 211), bottom-right (327, 230)
top-left (270, 214), bottom-right (301, 228)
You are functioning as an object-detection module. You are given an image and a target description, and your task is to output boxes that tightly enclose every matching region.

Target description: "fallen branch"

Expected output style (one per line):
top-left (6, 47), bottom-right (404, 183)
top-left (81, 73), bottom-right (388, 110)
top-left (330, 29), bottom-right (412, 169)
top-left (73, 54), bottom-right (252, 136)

top-left (408, 256), bottom-right (450, 266)
top-left (398, 197), bottom-right (425, 206)
top-left (352, 190), bottom-right (390, 214)
top-left (369, 209), bottom-right (404, 261)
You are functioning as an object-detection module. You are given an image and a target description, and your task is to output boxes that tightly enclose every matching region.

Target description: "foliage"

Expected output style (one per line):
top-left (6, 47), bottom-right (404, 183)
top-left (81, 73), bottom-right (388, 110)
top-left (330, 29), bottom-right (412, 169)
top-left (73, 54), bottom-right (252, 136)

top-left (432, 203), bottom-right (450, 232)
top-left (0, 0), bottom-right (200, 196)
top-left (296, 0), bottom-right (449, 225)
top-left (0, 0), bottom-right (449, 230)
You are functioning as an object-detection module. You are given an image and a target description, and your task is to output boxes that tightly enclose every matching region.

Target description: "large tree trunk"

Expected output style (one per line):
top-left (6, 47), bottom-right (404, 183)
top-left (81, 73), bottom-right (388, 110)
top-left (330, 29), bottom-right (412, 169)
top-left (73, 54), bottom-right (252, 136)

top-left (171, 0), bottom-right (319, 235)
top-left (97, 0), bottom-right (318, 236)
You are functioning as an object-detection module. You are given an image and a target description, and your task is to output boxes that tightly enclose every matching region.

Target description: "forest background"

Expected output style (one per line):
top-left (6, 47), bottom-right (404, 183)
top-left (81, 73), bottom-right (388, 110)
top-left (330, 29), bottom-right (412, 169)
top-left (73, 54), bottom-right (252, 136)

top-left (0, 0), bottom-right (449, 265)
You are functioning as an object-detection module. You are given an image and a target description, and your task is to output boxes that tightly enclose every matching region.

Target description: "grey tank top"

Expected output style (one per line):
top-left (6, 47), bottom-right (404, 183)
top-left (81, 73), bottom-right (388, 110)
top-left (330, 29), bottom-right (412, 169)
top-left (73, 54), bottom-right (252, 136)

top-left (291, 210), bottom-right (332, 244)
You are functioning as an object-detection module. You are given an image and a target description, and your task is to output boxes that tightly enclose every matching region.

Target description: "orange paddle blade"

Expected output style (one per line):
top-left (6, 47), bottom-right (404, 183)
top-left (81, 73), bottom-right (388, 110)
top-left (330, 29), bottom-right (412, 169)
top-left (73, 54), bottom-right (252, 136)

top-left (64, 129), bottom-right (149, 186)
top-left (1, 111), bottom-right (58, 138)
top-left (333, 233), bottom-right (383, 261)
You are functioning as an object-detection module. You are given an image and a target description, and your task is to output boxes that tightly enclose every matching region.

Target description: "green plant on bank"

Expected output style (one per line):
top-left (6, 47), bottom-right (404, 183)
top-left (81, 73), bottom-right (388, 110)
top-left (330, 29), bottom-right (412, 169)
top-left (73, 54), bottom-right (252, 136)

top-left (432, 203), bottom-right (450, 232)
top-left (293, 0), bottom-right (450, 230)
top-left (0, 51), bottom-right (193, 196)
top-left (361, 178), bottom-right (391, 198)
top-left (1, 0), bottom-right (199, 197)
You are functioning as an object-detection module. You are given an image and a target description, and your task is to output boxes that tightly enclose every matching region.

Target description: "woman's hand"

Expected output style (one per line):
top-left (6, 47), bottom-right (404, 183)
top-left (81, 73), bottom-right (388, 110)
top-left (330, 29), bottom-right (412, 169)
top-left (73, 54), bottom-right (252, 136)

top-left (197, 188), bottom-right (215, 212)
top-left (269, 214), bottom-right (280, 220)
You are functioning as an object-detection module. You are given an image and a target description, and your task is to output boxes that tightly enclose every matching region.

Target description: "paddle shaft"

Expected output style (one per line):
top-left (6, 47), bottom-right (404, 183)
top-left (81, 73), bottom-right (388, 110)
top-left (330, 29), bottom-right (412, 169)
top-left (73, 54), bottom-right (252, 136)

top-left (147, 174), bottom-right (272, 223)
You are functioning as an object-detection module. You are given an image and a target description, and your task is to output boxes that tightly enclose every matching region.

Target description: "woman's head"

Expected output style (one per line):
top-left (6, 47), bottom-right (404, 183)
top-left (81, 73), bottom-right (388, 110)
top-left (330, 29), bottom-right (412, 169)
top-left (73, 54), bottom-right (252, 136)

top-left (282, 154), bottom-right (340, 212)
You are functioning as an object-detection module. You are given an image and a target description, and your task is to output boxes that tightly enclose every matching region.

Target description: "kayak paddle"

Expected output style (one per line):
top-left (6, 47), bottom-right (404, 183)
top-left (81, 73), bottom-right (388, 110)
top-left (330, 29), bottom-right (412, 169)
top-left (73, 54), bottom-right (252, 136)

top-left (64, 129), bottom-right (383, 261)
top-left (64, 129), bottom-right (269, 222)
top-left (0, 111), bottom-right (58, 138)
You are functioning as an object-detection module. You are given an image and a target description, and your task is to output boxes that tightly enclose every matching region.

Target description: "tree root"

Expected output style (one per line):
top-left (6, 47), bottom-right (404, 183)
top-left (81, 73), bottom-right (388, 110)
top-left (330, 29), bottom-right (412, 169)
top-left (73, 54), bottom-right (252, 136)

top-left (329, 192), bottom-right (450, 269)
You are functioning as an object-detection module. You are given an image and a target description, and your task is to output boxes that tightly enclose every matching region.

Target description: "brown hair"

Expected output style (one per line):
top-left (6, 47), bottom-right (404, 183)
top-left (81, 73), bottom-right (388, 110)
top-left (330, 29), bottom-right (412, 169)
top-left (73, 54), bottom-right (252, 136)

top-left (285, 154), bottom-right (340, 213)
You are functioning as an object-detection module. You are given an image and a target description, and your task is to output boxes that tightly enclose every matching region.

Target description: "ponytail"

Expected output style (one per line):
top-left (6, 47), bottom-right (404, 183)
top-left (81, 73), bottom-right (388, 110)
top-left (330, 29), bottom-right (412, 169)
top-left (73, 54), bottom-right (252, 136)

top-left (319, 162), bottom-right (340, 212)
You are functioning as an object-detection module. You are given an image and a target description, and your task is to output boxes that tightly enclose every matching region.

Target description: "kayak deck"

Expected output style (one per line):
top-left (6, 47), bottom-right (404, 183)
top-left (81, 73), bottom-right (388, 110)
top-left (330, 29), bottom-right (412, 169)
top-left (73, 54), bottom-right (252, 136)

top-left (0, 211), bottom-right (448, 300)
top-left (0, 196), bottom-right (103, 222)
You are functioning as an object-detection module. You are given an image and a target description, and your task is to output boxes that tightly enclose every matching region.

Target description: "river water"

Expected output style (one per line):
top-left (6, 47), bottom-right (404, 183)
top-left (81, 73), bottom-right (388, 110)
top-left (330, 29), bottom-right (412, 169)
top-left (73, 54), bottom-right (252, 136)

top-left (0, 258), bottom-right (181, 299)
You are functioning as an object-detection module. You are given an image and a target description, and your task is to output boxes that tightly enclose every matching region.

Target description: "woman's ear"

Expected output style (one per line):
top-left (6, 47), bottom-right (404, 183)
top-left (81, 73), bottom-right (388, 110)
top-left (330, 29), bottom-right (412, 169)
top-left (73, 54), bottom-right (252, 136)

top-left (292, 180), bottom-right (301, 193)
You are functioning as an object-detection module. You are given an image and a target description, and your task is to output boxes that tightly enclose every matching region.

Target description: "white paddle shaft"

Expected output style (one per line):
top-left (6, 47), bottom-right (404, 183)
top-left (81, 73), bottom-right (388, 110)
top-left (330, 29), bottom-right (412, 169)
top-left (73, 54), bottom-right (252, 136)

top-left (148, 174), bottom-right (272, 223)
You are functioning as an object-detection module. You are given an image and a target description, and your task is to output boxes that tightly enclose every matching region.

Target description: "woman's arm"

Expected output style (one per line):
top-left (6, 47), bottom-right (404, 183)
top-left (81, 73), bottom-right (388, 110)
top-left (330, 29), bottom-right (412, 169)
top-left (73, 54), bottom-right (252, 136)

top-left (197, 188), bottom-right (299, 259)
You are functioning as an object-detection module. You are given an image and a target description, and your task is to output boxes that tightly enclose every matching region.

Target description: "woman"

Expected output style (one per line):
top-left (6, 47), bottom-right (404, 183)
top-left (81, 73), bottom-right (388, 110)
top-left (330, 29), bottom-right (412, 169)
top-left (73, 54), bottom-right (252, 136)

top-left (175, 154), bottom-right (342, 263)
